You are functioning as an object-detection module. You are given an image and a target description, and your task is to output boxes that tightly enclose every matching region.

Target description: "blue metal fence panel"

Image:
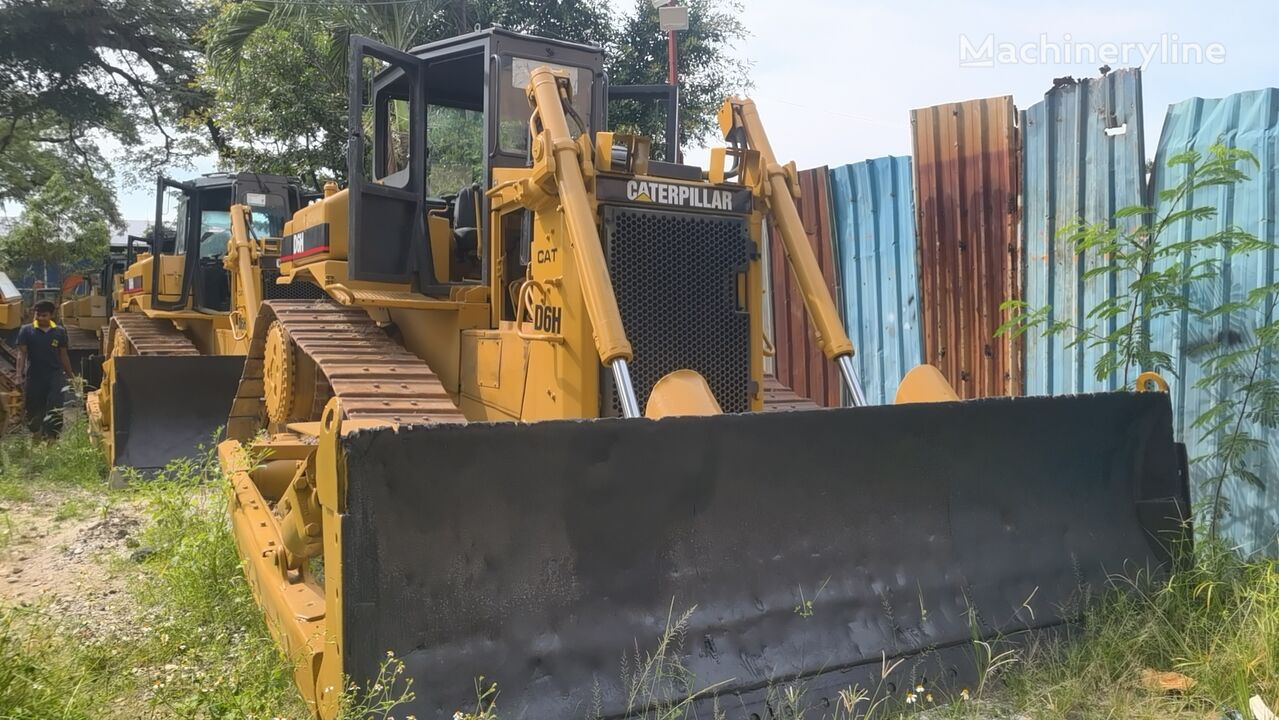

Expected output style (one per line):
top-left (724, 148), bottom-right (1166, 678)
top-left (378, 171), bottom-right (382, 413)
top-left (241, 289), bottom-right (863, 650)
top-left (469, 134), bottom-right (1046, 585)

top-left (1020, 69), bottom-right (1147, 396)
top-left (828, 157), bottom-right (922, 405)
top-left (1150, 88), bottom-right (1279, 556)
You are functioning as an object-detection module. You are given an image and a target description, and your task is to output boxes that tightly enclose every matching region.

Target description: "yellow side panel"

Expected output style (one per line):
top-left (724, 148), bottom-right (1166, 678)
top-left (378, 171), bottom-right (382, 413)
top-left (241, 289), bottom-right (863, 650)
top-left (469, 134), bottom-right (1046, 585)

top-left (283, 188), bottom-right (349, 270)
top-left (459, 329), bottom-right (527, 420)
top-left (428, 213), bottom-right (452, 283)
top-left (389, 303), bottom-right (489, 402)
top-left (158, 255), bottom-right (186, 300)
top-left (477, 338), bottom-right (501, 389)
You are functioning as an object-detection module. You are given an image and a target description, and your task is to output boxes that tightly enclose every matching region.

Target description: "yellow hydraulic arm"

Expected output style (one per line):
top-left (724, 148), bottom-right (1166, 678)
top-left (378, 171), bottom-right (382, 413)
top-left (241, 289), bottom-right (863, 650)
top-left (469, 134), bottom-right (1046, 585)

top-left (225, 204), bottom-right (263, 342)
top-left (721, 98), bottom-right (869, 405)
top-left (524, 67), bottom-right (644, 417)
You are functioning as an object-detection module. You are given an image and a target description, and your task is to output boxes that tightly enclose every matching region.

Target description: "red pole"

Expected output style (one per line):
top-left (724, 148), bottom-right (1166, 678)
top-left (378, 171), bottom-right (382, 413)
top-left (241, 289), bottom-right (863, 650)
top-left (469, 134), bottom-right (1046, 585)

top-left (667, 29), bottom-right (678, 86)
top-left (667, 28), bottom-right (679, 161)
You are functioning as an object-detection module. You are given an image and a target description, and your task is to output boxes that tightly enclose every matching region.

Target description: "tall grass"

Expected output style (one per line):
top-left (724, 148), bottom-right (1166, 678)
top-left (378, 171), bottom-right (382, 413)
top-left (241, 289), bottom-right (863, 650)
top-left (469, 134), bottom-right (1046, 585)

top-left (0, 416), bottom-right (106, 501)
top-left (1002, 545), bottom-right (1278, 720)
top-left (0, 438), bottom-right (308, 718)
top-left (125, 451), bottom-right (310, 718)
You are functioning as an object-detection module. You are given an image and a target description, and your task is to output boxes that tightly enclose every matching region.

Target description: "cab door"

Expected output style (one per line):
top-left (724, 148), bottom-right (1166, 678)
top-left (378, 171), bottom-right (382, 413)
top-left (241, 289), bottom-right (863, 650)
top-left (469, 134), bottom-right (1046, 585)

top-left (346, 37), bottom-right (429, 287)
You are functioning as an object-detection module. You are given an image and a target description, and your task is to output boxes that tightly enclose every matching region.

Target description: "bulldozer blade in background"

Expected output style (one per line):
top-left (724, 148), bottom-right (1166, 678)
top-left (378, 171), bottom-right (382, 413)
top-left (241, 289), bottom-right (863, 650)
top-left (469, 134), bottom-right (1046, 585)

top-left (112, 356), bottom-right (246, 470)
top-left (338, 392), bottom-right (1188, 720)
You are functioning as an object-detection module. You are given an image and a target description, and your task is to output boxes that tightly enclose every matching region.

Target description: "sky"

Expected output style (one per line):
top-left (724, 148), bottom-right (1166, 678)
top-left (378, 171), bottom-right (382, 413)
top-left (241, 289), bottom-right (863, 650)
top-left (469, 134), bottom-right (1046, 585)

top-left (113, 0), bottom-right (1279, 219)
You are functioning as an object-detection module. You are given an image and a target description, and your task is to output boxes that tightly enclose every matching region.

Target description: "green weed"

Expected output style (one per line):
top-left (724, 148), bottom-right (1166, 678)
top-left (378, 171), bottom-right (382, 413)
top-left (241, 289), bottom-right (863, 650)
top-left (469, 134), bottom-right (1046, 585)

top-left (0, 416), bottom-right (107, 500)
top-left (1002, 546), bottom-right (1279, 720)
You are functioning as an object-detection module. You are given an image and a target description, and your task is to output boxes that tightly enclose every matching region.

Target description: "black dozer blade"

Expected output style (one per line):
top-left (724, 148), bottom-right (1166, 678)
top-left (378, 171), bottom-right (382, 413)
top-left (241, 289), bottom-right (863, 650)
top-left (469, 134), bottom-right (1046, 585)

top-left (112, 355), bottom-right (246, 470)
top-left (339, 392), bottom-right (1189, 720)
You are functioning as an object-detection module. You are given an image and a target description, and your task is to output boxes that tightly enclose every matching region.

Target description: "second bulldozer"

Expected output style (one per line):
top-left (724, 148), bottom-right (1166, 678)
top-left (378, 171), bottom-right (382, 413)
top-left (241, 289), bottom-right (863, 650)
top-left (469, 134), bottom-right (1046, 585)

top-left (89, 173), bottom-right (321, 470)
top-left (219, 29), bottom-right (1190, 720)
top-left (0, 273), bottom-right (23, 431)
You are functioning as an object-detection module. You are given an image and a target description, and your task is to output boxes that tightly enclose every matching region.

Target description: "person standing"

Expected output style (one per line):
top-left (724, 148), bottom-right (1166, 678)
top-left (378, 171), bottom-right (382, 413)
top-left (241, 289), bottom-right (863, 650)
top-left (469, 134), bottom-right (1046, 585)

top-left (15, 300), bottom-right (74, 439)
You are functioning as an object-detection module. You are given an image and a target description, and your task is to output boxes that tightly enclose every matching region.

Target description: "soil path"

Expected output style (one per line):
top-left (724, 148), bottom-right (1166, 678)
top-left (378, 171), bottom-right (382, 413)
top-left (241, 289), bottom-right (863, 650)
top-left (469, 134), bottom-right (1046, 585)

top-left (0, 488), bottom-right (145, 633)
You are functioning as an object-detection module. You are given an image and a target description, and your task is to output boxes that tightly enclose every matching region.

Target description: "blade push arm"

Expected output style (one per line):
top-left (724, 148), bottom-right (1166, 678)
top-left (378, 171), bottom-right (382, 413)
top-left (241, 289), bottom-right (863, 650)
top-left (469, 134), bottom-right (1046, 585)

top-left (525, 68), bottom-right (642, 417)
top-left (226, 204), bottom-right (262, 341)
top-left (721, 98), bottom-right (869, 405)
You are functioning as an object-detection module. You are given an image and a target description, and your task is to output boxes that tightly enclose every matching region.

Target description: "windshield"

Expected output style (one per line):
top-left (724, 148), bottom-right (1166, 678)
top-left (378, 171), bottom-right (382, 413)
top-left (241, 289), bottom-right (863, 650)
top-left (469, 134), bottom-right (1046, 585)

top-left (498, 56), bottom-right (593, 154)
top-left (197, 210), bottom-right (284, 260)
top-left (383, 101), bottom-right (484, 196)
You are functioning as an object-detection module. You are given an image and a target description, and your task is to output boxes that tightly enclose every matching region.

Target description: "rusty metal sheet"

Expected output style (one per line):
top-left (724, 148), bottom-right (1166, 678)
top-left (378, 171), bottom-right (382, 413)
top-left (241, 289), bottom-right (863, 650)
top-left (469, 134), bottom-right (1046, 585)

top-left (911, 96), bottom-right (1022, 398)
top-left (768, 166), bottom-right (842, 407)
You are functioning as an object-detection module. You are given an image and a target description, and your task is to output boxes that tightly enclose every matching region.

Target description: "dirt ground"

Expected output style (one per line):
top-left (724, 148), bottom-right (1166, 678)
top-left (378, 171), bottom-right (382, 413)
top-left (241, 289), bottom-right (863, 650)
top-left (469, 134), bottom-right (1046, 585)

top-left (0, 488), bottom-right (146, 634)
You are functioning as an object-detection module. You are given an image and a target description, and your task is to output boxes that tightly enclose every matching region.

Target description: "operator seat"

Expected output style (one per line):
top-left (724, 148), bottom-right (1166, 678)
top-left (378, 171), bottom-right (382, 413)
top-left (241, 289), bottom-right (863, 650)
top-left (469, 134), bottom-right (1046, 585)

top-left (453, 184), bottom-right (480, 260)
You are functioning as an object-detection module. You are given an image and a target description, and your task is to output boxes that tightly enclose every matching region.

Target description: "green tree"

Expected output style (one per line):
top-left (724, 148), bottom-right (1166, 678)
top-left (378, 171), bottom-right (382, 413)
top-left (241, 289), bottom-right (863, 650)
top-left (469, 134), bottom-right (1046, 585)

top-left (607, 0), bottom-right (748, 158)
top-left (202, 18), bottom-right (349, 185)
top-left (0, 172), bottom-right (112, 284)
top-left (0, 0), bottom-right (211, 217)
top-left (200, 0), bottom-right (746, 180)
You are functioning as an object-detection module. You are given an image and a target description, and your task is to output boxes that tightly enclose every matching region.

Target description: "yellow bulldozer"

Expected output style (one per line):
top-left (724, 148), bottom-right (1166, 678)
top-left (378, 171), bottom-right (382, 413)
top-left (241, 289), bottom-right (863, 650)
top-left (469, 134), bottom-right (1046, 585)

top-left (88, 172), bottom-right (322, 470)
top-left (216, 29), bottom-right (1190, 719)
top-left (0, 272), bottom-right (24, 431)
top-left (59, 244), bottom-right (132, 387)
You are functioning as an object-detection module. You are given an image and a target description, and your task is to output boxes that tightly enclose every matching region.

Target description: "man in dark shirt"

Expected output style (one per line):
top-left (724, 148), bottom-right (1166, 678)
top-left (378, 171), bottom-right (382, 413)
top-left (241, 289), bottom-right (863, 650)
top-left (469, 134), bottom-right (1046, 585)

top-left (16, 300), bottom-right (74, 438)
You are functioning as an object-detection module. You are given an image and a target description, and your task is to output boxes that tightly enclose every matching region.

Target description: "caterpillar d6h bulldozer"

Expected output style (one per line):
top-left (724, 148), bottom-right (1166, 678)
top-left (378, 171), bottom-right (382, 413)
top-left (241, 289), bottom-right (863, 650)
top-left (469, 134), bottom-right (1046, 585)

top-left (218, 29), bottom-right (1190, 720)
top-left (60, 244), bottom-right (132, 387)
top-left (88, 172), bottom-right (322, 470)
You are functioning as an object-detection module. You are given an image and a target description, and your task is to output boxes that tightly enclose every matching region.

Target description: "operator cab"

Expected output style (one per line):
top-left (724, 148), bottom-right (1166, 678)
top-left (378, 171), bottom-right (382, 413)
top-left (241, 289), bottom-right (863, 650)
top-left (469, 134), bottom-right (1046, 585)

top-left (149, 173), bottom-right (302, 312)
top-left (354, 28), bottom-right (605, 292)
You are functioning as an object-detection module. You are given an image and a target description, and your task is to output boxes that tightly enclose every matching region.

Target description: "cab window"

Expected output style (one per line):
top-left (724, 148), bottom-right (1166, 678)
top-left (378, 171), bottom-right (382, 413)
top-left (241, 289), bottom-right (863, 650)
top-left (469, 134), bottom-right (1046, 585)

top-left (383, 99), bottom-right (484, 196)
top-left (497, 56), bottom-right (593, 154)
top-left (195, 209), bottom-right (284, 260)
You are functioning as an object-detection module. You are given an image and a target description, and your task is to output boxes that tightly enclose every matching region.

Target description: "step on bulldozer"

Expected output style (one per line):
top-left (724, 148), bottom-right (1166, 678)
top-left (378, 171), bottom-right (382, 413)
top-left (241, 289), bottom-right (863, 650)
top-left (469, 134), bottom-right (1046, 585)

top-left (218, 29), bottom-right (1191, 720)
top-left (88, 172), bottom-right (323, 470)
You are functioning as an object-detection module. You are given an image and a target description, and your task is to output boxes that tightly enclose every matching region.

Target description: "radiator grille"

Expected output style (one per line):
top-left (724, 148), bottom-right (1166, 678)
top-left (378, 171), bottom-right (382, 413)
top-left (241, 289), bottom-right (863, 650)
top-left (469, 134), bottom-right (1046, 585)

top-left (262, 268), bottom-right (328, 301)
top-left (601, 206), bottom-right (752, 415)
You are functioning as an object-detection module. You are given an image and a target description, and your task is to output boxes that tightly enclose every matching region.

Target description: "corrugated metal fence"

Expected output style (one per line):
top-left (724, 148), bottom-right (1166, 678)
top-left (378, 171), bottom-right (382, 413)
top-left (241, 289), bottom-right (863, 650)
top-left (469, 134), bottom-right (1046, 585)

top-left (1021, 70), bottom-right (1147, 396)
top-left (766, 76), bottom-right (1279, 553)
top-left (768, 166), bottom-right (842, 407)
top-left (1149, 89), bottom-right (1279, 556)
top-left (828, 157), bottom-right (922, 405)
top-left (911, 97), bottom-right (1022, 399)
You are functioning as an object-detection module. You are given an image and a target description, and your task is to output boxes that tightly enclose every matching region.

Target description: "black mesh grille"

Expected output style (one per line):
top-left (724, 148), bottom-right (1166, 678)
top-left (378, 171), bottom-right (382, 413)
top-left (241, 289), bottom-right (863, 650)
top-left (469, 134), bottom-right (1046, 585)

top-left (262, 268), bottom-right (328, 300)
top-left (601, 206), bottom-right (751, 415)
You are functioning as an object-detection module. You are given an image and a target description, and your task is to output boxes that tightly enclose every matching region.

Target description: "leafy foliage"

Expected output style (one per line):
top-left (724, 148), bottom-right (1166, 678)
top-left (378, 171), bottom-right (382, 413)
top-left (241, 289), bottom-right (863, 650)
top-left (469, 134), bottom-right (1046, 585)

top-left (200, 0), bottom-right (748, 181)
top-left (608, 0), bottom-right (749, 158)
top-left (999, 145), bottom-right (1279, 542)
top-left (0, 172), bottom-right (112, 283)
top-left (0, 0), bottom-right (211, 216)
top-left (200, 16), bottom-right (348, 185)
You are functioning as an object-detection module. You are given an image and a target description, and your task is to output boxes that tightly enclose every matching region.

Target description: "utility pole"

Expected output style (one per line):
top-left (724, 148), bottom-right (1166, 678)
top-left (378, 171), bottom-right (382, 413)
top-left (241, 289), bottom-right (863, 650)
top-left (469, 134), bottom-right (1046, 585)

top-left (666, 28), bottom-right (678, 86)
top-left (654, 1), bottom-right (689, 161)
